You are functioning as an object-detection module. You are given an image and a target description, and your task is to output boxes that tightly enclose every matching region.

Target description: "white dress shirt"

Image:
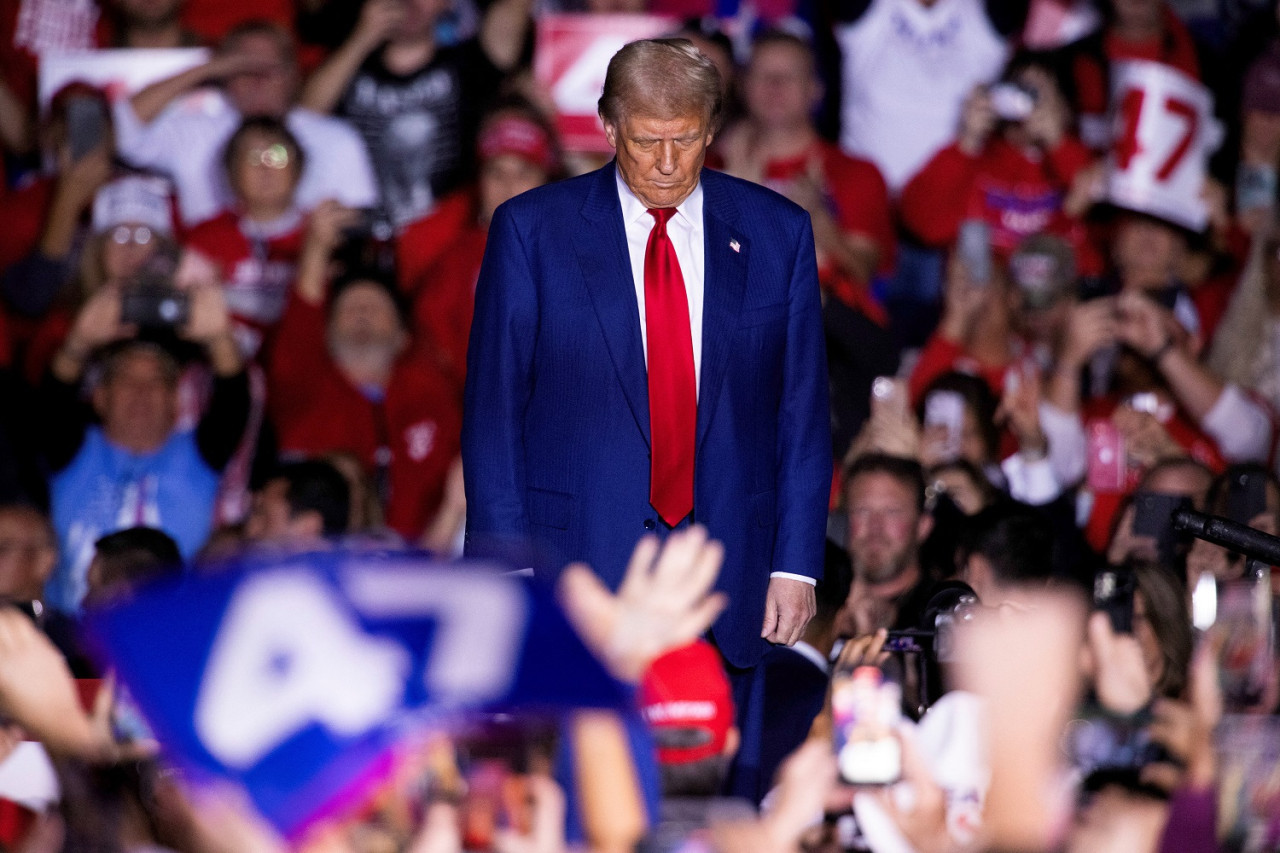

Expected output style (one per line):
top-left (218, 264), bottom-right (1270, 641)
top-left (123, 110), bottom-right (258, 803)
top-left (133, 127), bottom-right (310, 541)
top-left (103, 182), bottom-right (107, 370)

top-left (614, 171), bottom-right (815, 587)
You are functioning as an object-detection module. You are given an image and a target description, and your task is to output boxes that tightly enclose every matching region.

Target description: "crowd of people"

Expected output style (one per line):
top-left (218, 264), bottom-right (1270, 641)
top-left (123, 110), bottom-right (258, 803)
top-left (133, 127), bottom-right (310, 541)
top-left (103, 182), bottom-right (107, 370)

top-left (0, 0), bottom-right (1279, 850)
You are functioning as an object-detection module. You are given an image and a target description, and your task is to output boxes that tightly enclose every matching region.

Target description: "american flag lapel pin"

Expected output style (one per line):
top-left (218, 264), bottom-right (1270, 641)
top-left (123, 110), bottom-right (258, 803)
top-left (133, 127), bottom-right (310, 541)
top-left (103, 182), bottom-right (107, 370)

top-left (730, 239), bottom-right (740, 253)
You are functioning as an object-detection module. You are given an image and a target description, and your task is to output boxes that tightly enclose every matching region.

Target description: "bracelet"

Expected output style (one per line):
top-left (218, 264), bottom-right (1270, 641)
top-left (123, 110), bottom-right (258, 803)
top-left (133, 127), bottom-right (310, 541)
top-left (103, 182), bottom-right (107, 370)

top-left (1149, 337), bottom-right (1176, 363)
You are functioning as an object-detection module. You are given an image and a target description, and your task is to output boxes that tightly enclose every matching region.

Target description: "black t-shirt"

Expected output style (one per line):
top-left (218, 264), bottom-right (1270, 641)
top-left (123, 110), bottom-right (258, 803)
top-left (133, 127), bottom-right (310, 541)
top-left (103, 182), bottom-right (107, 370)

top-left (338, 40), bottom-right (503, 231)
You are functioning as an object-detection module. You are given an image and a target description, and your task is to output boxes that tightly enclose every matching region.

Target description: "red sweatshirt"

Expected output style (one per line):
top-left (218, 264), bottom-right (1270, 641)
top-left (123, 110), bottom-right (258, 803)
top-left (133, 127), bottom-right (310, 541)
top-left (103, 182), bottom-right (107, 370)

top-left (412, 224), bottom-right (487, 393)
top-left (267, 293), bottom-right (462, 539)
top-left (900, 136), bottom-right (1093, 255)
top-left (185, 210), bottom-right (305, 357)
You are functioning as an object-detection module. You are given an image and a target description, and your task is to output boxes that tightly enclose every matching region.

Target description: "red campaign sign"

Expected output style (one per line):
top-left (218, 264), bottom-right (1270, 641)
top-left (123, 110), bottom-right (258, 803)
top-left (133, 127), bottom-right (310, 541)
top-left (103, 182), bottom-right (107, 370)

top-left (534, 14), bottom-right (677, 154)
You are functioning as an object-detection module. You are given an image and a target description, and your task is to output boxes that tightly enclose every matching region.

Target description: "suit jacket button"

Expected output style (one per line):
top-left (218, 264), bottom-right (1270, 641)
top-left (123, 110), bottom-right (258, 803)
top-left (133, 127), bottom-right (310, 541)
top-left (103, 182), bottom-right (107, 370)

top-left (643, 519), bottom-right (656, 530)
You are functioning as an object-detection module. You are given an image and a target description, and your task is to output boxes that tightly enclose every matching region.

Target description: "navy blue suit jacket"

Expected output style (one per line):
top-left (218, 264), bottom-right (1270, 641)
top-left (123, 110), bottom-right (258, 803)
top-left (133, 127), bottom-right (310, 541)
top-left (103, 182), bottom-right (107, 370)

top-left (462, 163), bottom-right (831, 668)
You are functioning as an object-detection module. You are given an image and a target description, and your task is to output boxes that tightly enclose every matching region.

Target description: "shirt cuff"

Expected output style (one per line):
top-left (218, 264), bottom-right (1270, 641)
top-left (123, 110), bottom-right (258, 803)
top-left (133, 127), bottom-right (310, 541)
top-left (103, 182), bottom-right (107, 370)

top-left (770, 571), bottom-right (817, 586)
top-left (1202, 383), bottom-right (1273, 462)
top-left (1002, 452), bottom-right (1063, 506)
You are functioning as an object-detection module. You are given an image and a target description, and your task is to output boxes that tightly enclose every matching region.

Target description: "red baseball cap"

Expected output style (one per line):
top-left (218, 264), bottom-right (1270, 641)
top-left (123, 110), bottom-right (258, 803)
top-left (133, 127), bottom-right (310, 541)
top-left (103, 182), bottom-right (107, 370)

top-left (477, 114), bottom-right (557, 173)
top-left (639, 640), bottom-right (735, 765)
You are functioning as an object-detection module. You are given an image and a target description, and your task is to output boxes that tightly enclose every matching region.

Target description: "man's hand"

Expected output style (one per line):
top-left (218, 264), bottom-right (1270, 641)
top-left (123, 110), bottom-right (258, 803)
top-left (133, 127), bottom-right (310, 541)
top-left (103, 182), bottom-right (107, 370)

top-left (0, 609), bottom-right (150, 762)
top-left (957, 85), bottom-right (997, 156)
top-left (351, 0), bottom-right (406, 52)
top-left (558, 526), bottom-right (727, 682)
top-left (57, 286), bottom-right (132, 380)
top-left (1115, 290), bottom-right (1180, 361)
top-left (1057, 298), bottom-right (1118, 370)
top-left (1087, 611), bottom-right (1153, 715)
top-left (1019, 66), bottom-right (1069, 151)
top-left (761, 576), bottom-right (816, 646)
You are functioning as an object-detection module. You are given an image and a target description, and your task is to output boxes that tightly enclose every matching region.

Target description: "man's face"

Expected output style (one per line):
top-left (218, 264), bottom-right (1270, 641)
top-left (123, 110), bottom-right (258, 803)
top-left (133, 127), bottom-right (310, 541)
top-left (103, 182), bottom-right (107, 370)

top-left (328, 282), bottom-right (408, 367)
top-left (479, 154), bottom-right (548, 222)
top-left (604, 112), bottom-right (713, 210)
top-left (0, 509), bottom-right (57, 601)
top-left (93, 350), bottom-right (178, 453)
top-left (223, 33), bottom-right (296, 119)
top-left (1113, 215), bottom-right (1184, 288)
top-left (245, 479), bottom-right (299, 542)
top-left (743, 42), bottom-right (817, 130)
top-left (846, 472), bottom-right (925, 584)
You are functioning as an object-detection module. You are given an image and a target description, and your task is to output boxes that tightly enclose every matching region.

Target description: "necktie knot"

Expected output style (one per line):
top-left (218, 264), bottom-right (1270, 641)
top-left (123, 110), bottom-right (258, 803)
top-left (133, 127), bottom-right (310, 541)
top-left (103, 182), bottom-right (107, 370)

top-left (648, 207), bottom-right (677, 229)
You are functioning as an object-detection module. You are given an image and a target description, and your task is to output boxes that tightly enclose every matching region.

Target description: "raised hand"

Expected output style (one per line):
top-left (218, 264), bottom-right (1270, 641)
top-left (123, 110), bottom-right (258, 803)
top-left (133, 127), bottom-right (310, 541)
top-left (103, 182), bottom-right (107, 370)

top-left (558, 526), bottom-right (727, 682)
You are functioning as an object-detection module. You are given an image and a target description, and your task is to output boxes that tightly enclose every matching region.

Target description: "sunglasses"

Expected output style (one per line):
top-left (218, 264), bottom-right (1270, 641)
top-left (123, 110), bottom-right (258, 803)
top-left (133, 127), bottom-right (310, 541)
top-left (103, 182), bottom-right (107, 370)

top-left (109, 225), bottom-right (154, 246)
top-left (243, 143), bottom-right (292, 170)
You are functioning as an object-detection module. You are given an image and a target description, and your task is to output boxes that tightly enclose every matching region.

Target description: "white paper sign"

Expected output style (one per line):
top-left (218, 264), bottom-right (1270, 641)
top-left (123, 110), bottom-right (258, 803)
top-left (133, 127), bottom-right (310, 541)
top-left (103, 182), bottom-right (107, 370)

top-left (38, 47), bottom-right (210, 113)
top-left (1105, 60), bottom-right (1222, 232)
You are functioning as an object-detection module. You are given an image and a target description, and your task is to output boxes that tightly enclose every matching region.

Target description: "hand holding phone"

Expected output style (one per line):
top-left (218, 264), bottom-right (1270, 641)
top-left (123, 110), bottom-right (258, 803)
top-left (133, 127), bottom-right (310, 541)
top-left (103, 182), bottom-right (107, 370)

top-left (832, 666), bottom-right (902, 786)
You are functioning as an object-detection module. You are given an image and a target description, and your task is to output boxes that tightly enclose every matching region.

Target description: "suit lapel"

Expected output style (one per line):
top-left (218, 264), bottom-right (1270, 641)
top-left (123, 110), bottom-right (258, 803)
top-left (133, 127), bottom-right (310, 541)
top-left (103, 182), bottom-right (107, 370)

top-left (697, 172), bottom-right (748, 453)
top-left (572, 164), bottom-right (651, 446)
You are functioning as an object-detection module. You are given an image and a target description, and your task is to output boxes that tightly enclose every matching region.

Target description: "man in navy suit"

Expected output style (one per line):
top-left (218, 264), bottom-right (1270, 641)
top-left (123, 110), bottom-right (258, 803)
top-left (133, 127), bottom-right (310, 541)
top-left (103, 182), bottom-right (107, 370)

top-left (462, 38), bottom-right (830, 673)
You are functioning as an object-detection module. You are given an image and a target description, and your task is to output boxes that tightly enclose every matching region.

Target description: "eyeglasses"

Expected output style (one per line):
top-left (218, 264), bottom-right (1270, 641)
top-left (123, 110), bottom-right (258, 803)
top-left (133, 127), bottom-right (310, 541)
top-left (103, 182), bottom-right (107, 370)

top-left (244, 144), bottom-right (291, 170)
top-left (109, 225), bottom-right (154, 246)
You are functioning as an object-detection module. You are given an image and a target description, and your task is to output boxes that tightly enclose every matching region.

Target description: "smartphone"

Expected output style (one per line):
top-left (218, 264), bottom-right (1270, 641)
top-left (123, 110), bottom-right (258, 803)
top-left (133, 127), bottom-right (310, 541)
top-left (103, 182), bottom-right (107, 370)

top-left (923, 390), bottom-right (966, 462)
top-left (1093, 568), bottom-right (1136, 635)
top-left (957, 219), bottom-right (992, 286)
top-left (1131, 491), bottom-right (1191, 568)
top-left (1236, 163), bottom-right (1277, 213)
top-left (989, 81), bottom-right (1037, 122)
top-left (121, 285), bottom-right (190, 327)
top-left (1226, 470), bottom-right (1269, 526)
top-left (1086, 420), bottom-right (1127, 493)
top-left (1215, 576), bottom-right (1275, 712)
top-left (65, 95), bottom-right (108, 161)
top-left (831, 666), bottom-right (902, 786)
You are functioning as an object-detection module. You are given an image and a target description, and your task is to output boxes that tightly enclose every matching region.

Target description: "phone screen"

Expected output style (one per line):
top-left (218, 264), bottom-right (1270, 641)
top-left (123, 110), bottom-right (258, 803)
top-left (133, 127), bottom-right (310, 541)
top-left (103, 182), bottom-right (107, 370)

top-left (65, 95), bottom-right (107, 161)
top-left (1215, 577), bottom-right (1275, 711)
top-left (1086, 420), bottom-right (1127, 493)
top-left (832, 666), bottom-right (902, 786)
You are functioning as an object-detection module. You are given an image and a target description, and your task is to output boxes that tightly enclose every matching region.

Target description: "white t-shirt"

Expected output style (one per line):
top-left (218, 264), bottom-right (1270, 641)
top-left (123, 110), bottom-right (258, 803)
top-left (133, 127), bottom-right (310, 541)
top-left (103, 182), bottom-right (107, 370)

top-left (836, 0), bottom-right (1009, 194)
top-left (113, 92), bottom-right (380, 226)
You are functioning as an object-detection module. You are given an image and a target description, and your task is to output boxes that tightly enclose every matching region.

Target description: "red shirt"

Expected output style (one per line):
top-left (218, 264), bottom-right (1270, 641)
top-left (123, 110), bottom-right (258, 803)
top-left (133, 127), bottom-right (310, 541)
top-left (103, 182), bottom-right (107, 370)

top-left (900, 136), bottom-right (1093, 256)
top-left (267, 293), bottom-right (462, 539)
top-left (711, 142), bottom-right (894, 322)
top-left (1079, 395), bottom-right (1226, 552)
top-left (397, 190), bottom-right (478, 298)
top-left (185, 210), bottom-right (305, 357)
top-left (412, 225), bottom-right (488, 392)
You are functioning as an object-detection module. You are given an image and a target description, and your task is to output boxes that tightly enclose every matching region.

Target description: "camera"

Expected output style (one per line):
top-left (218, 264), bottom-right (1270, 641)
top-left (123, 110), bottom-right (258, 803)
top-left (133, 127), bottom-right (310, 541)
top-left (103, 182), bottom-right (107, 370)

top-left (882, 581), bottom-right (979, 716)
top-left (1093, 568), bottom-right (1136, 634)
top-left (121, 284), bottom-right (190, 328)
top-left (989, 81), bottom-right (1037, 122)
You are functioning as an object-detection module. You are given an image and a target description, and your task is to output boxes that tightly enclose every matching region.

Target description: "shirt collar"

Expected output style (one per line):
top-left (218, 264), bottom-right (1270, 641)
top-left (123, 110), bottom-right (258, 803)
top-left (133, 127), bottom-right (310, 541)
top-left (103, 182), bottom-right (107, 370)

top-left (614, 163), bottom-right (703, 230)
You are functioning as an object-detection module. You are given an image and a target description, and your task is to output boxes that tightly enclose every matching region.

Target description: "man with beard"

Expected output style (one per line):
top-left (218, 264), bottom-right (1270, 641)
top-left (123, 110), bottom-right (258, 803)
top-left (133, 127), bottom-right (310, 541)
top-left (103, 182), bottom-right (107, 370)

top-left (265, 201), bottom-right (461, 542)
top-left (839, 453), bottom-right (935, 636)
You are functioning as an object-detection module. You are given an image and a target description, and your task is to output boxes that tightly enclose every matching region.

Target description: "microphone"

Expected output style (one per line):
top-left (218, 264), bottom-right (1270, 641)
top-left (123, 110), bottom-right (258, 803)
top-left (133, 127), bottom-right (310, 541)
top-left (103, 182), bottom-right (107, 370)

top-left (1172, 508), bottom-right (1280, 567)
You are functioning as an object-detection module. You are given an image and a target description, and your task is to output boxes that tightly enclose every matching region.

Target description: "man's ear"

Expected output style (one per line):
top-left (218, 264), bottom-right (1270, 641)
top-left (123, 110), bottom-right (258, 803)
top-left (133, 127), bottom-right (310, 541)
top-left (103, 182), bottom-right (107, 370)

top-left (602, 118), bottom-right (618, 149)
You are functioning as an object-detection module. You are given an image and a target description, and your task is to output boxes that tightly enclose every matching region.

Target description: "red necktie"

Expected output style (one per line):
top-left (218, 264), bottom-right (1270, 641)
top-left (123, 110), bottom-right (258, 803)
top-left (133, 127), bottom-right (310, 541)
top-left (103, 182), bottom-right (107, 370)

top-left (644, 207), bottom-right (696, 526)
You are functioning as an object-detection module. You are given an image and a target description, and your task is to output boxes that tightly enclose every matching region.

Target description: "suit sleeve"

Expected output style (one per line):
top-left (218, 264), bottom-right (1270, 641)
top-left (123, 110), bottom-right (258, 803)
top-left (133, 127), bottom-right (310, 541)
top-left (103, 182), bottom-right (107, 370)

top-left (462, 202), bottom-right (539, 556)
top-left (773, 215), bottom-right (833, 581)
